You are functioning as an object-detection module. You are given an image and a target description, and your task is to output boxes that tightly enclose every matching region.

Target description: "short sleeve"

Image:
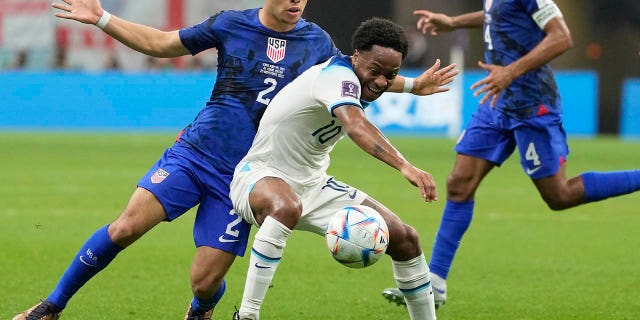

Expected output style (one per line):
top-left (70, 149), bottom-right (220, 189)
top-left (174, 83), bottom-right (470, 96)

top-left (179, 13), bottom-right (223, 55)
top-left (312, 64), bottom-right (363, 116)
top-left (523, 0), bottom-right (563, 30)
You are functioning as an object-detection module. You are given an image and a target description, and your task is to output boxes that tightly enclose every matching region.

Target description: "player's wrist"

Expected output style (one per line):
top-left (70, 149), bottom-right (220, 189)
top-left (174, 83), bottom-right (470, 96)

top-left (402, 77), bottom-right (415, 93)
top-left (95, 10), bottom-right (111, 30)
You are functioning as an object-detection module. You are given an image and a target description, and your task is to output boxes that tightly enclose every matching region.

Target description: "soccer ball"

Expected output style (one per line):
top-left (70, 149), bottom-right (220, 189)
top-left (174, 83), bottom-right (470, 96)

top-left (325, 205), bottom-right (389, 268)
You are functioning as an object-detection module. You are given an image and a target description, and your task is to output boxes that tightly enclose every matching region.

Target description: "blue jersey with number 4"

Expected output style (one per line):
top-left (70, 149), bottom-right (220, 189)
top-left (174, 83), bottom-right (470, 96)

top-left (177, 8), bottom-right (338, 174)
top-left (482, 0), bottom-right (562, 119)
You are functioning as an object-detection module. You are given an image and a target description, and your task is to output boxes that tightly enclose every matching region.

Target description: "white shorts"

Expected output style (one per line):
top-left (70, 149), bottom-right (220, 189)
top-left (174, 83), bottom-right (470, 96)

top-left (230, 161), bottom-right (369, 235)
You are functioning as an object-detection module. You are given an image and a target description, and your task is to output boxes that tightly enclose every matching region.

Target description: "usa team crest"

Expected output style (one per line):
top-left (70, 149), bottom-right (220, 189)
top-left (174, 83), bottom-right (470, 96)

top-left (266, 37), bottom-right (286, 63)
top-left (151, 168), bottom-right (169, 184)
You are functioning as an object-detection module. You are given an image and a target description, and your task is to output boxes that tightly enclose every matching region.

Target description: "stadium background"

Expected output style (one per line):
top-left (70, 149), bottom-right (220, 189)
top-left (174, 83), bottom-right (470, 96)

top-left (0, 0), bottom-right (638, 136)
top-left (1, 2), bottom-right (639, 319)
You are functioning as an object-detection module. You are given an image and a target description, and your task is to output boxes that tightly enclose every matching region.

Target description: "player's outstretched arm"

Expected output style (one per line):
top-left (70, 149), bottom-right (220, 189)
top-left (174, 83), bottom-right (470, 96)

top-left (413, 10), bottom-right (484, 35)
top-left (411, 59), bottom-right (459, 95)
top-left (387, 59), bottom-right (458, 95)
top-left (52, 0), bottom-right (188, 57)
top-left (334, 105), bottom-right (438, 203)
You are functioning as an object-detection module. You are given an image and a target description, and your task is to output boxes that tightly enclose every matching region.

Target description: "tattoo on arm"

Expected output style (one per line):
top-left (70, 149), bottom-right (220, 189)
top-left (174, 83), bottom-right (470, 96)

top-left (372, 142), bottom-right (386, 158)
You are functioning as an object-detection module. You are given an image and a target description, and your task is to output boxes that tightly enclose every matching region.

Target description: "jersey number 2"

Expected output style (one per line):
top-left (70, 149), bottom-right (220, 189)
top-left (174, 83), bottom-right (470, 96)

top-left (257, 78), bottom-right (278, 105)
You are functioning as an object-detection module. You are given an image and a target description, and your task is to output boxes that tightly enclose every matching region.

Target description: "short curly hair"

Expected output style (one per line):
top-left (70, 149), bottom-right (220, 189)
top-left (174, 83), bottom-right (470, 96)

top-left (351, 17), bottom-right (409, 59)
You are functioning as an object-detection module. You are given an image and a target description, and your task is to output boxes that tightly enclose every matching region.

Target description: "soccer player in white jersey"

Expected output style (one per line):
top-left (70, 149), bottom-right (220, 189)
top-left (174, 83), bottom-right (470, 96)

top-left (229, 17), bottom-right (457, 320)
top-left (15, 1), bottom-right (456, 320)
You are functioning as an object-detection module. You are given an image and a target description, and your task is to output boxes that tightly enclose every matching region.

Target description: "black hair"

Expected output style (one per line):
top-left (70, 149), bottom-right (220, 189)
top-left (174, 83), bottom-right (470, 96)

top-left (351, 17), bottom-right (409, 59)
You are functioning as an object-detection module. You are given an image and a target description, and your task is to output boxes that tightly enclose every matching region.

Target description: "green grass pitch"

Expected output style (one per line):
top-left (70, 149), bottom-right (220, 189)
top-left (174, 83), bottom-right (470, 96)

top-left (2, 132), bottom-right (639, 319)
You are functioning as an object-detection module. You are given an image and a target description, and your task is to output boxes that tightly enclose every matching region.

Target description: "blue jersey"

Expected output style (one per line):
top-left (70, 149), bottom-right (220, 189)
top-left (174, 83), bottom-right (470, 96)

top-left (177, 8), bottom-right (339, 175)
top-left (483, 0), bottom-right (562, 119)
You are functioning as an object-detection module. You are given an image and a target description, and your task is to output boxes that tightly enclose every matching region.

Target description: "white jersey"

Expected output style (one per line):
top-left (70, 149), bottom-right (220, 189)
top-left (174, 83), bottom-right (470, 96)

top-left (238, 54), bottom-right (365, 189)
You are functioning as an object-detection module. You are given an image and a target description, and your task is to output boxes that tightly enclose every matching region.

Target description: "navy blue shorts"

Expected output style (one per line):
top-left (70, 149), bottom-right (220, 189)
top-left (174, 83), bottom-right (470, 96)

top-left (455, 105), bottom-right (569, 179)
top-left (138, 143), bottom-right (250, 256)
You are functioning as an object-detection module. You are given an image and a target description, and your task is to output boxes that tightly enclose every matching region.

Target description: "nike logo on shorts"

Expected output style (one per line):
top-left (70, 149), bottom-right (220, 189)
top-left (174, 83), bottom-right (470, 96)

top-left (526, 166), bottom-right (542, 175)
top-left (218, 235), bottom-right (240, 243)
top-left (348, 189), bottom-right (358, 199)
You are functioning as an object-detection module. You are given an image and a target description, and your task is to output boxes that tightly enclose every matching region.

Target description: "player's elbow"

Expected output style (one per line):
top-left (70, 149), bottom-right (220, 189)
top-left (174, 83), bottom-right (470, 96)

top-left (560, 31), bottom-right (573, 51)
top-left (547, 20), bottom-right (573, 53)
top-left (554, 25), bottom-right (573, 52)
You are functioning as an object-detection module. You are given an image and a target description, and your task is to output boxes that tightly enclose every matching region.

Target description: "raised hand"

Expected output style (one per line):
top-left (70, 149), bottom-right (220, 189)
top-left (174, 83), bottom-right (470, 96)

top-left (52, 0), bottom-right (104, 25)
top-left (413, 10), bottom-right (455, 36)
top-left (410, 59), bottom-right (459, 96)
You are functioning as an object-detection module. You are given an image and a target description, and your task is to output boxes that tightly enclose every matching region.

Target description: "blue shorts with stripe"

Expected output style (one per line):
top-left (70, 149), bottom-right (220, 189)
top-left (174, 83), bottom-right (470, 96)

top-left (455, 104), bottom-right (569, 179)
top-left (137, 142), bottom-right (250, 256)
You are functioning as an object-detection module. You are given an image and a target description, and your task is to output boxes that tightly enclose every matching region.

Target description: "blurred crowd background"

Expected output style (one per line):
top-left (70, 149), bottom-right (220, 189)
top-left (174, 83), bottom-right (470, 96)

top-left (0, 0), bottom-right (638, 134)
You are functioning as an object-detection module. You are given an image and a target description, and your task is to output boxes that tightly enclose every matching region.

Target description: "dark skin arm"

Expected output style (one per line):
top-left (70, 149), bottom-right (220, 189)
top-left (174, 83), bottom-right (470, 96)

top-left (471, 17), bottom-right (573, 105)
top-left (413, 10), bottom-right (484, 35)
top-left (333, 104), bottom-right (437, 203)
top-left (387, 59), bottom-right (459, 95)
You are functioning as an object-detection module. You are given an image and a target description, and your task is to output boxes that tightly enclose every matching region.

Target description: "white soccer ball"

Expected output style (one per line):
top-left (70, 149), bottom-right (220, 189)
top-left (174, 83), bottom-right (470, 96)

top-left (325, 205), bottom-right (389, 268)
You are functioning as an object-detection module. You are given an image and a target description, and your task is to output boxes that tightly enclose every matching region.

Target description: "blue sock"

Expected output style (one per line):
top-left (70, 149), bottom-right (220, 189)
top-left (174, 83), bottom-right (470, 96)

top-left (47, 225), bottom-right (123, 309)
top-left (190, 279), bottom-right (226, 315)
top-left (429, 200), bottom-right (474, 279)
top-left (582, 170), bottom-right (640, 202)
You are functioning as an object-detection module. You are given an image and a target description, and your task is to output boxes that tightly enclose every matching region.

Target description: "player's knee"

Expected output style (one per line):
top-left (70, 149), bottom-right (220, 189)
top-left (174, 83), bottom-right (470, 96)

top-left (387, 224), bottom-right (421, 260)
top-left (403, 225), bottom-right (421, 250)
top-left (261, 200), bottom-right (302, 230)
top-left (107, 219), bottom-right (143, 247)
top-left (542, 193), bottom-right (573, 211)
top-left (446, 172), bottom-right (476, 200)
top-left (191, 273), bottom-right (225, 298)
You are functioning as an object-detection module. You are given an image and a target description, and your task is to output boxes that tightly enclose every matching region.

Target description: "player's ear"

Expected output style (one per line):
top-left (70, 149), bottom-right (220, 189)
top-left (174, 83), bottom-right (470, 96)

top-left (352, 49), bottom-right (359, 64)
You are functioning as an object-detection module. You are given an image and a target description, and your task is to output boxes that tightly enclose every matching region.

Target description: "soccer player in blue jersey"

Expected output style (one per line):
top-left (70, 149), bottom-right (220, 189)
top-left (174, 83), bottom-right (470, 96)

top-left (14, 1), bottom-right (457, 319)
top-left (382, 0), bottom-right (640, 309)
top-left (229, 17), bottom-right (457, 320)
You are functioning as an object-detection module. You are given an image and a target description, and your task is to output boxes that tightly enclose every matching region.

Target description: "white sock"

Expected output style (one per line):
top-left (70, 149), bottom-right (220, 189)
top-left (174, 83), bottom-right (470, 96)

top-left (392, 253), bottom-right (437, 320)
top-left (239, 216), bottom-right (292, 319)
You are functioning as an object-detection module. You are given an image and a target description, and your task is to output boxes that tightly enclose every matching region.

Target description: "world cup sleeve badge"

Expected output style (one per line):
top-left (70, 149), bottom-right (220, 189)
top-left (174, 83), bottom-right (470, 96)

top-left (341, 81), bottom-right (359, 99)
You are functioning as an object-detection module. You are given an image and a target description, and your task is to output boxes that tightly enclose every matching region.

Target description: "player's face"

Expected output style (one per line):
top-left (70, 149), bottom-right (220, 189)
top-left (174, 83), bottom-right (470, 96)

top-left (351, 45), bottom-right (402, 102)
top-left (261, 0), bottom-right (308, 32)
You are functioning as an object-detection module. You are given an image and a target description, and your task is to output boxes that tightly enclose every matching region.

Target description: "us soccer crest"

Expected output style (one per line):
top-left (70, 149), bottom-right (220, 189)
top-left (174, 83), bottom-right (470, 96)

top-left (151, 168), bottom-right (169, 184)
top-left (266, 37), bottom-right (286, 63)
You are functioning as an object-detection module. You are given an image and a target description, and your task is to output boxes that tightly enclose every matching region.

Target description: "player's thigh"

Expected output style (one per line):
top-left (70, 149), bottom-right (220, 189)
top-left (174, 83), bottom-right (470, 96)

top-left (137, 147), bottom-right (203, 221)
top-left (230, 163), bottom-right (299, 227)
top-left (296, 176), bottom-right (369, 235)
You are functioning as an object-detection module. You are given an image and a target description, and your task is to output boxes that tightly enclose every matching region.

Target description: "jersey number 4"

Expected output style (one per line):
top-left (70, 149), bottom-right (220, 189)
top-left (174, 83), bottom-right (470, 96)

top-left (484, 24), bottom-right (493, 50)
